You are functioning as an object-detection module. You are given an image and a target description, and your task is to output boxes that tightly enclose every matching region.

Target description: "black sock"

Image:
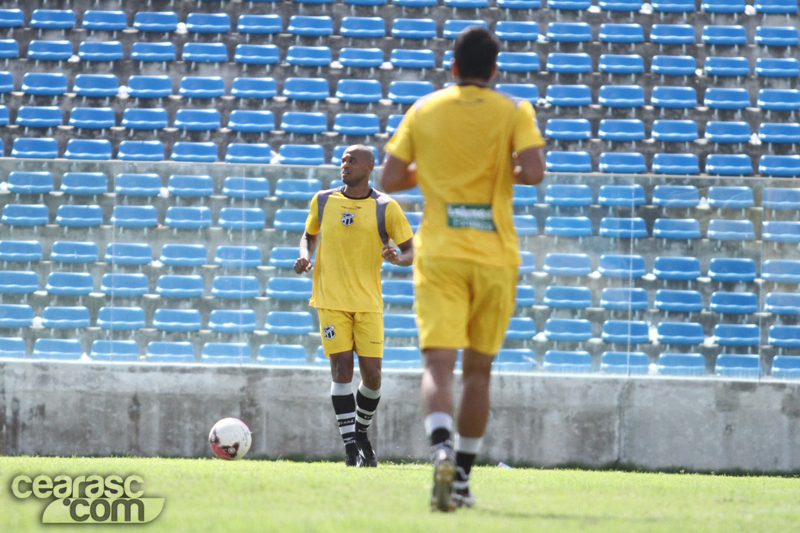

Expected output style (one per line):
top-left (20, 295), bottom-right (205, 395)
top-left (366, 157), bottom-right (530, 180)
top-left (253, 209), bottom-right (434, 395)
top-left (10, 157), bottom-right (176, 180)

top-left (355, 382), bottom-right (381, 441)
top-left (430, 428), bottom-right (452, 449)
top-left (331, 383), bottom-right (356, 449)
top-left (455, 452), bottom-right (476, 483)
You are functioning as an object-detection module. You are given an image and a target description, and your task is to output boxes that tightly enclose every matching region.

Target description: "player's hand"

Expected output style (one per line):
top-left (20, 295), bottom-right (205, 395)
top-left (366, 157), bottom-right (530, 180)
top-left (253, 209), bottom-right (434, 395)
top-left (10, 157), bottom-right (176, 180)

top-left (294, 257), bottom-right (312, 274)
top-left (381, 244), bottom-right (400, 264)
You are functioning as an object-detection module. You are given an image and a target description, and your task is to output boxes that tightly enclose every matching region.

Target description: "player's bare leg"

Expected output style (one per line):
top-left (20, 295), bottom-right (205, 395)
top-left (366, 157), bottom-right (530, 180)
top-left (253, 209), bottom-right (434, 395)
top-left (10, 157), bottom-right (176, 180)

top-left (330, 351), bottom-right (360, 466)
top-left (452, 348), bottom-right (495, 508)
top-left (354, 355), bottom-right (382, 467)
top-left (422, 348), bottom-right (458, 512)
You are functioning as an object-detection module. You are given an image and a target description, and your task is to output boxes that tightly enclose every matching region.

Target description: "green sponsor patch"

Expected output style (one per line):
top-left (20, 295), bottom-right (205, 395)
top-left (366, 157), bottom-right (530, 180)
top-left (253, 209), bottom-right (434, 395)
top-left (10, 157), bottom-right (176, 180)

top-left (446, 204), bottom-right (495, 231)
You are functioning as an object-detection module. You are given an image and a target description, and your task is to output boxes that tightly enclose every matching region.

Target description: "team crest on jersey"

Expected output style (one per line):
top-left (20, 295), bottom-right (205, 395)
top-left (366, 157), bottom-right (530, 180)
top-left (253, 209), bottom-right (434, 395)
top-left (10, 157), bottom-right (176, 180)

top-left (341, 213), bottom-right (355, 226)
top-left (323, 326), bottom-right (336, 340)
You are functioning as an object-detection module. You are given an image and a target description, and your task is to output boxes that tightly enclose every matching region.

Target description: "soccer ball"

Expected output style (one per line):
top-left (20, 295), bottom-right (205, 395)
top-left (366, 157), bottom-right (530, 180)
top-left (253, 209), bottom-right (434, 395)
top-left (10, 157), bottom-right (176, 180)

top-left (209, 418), bottom-right (252, 460)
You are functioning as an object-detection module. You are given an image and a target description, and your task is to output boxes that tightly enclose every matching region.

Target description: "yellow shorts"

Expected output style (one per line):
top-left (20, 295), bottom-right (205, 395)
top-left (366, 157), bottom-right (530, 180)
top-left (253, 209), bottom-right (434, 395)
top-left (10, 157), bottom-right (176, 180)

top-left (317, 309), bottom-right (384, 358)
top-left (414, 256), bottom-right (517, 355)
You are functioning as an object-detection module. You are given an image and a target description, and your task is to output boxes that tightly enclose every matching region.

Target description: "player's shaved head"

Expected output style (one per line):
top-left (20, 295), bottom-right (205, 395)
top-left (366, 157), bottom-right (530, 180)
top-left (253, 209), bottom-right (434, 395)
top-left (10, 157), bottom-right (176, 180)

top-left (344, 145), bottom-right (375, 167)
top-left (341, 145), bottom-right (375, 189)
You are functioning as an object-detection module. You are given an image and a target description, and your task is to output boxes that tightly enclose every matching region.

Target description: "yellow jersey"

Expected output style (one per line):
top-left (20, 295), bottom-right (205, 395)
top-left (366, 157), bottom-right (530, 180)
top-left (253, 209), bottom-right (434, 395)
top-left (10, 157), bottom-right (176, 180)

top-left (305, 188), bottom-right (414, 313)
top-left (384, 84), bottom-right (545, 267)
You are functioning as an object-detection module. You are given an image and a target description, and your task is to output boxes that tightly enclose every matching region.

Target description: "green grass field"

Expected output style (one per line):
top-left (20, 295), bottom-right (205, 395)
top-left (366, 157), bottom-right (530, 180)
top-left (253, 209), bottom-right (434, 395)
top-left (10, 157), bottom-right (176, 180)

top-left (1, 457), bottom-right (799, 532)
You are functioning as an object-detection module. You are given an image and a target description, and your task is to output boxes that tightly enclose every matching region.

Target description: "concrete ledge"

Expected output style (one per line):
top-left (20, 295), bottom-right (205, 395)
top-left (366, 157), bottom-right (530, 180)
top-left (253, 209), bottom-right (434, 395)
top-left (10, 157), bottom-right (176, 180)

top-left (2, 360), bottom-right (800, 473)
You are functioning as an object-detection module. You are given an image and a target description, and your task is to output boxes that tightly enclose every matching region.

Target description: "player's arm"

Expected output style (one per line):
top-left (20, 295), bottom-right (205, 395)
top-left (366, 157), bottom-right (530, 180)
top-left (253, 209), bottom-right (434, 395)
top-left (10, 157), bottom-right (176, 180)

top-left (382, 238), bottom-right (414, 267)
top-left (380, 155), bottom-right (417, 193)
top-left (294, 231), bottom-right (318, 274)
top-left (514, 147), bottom-right (546, 186)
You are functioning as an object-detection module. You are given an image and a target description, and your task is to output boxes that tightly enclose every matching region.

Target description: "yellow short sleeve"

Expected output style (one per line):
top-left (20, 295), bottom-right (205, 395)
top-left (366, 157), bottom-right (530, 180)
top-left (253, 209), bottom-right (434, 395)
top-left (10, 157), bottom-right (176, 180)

top-left (386, 200), bottom-right (414, 245)
top-left (305, 194), bottom-right (321, 235)
top-left (384, 108), bottom-right (416, 163)
top-left (512, 100), bottom-right (545, 154)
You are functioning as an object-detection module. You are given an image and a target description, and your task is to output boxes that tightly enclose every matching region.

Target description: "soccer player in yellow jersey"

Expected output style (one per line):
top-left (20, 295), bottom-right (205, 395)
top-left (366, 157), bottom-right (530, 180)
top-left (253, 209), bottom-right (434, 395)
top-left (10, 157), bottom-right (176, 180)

top-left (294, 145), bottom-right (414, 467)
top-left (381, 28), bottom-right (546, 511)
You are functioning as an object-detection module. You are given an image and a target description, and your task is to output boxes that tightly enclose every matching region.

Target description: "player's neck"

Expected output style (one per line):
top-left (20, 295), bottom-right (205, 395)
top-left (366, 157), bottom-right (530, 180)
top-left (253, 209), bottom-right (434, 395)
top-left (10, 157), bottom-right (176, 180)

top-left (342, 182), bottom-right (372, 200)
top-left (456, 77), bottom-right (491, 88)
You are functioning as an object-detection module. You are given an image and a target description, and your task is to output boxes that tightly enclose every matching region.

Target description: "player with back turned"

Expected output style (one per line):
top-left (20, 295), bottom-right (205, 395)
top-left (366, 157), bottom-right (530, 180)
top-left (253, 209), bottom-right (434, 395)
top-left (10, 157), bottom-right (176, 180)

top-left (381, 28), bottom-right (546, 511)
top-left (295, 145), bottom-right (414, 467)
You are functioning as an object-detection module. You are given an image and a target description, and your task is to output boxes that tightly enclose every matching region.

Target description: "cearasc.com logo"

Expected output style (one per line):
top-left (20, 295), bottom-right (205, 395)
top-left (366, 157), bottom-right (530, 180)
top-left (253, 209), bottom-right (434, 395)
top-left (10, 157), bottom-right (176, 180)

top-left (11, 474), bottom-right (164, 524)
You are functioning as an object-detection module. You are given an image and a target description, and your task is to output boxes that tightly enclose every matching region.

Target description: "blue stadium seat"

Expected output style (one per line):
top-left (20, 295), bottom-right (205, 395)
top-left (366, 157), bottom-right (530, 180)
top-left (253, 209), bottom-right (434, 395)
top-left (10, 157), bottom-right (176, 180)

top-left (156, 275), bottom-right (204, 299)
top-left (171, 142), bottom-right (219, 163)
top-left (164, 207), bottom-right (212, 230)
top-left (382, 280), bottom-right (414, 305)
top-left (547, 22), bottom-right (592, 43)
top-left (710, 291), bottom-right (757, 315)
top-left (0, 9), bottom-right (23, 29)
top-left (275, 209), bottom-right (311, 232)
top-left (7, 172), bottom-right (53, 195)
top-left (90, 340), bottom-right (139, 362)
top-left (705, 88), bottom-right (750, 111)
top-left (153, 309), bottom-right (202, 333)
top-left (133, 12), bottom-right (178, 33)
top-left (495, 21), bottom-right (539, 43)
top-left (714, 324), bottom-right (760, 348)
top-left (543, 350), bottom-right (592, 373)
top-left (513, 215), bottom-right (538, 237)
top-left (598, 254), bottom-right (646, 278)
top-left (653, 218), bottom-right (700, 240)
top-left (650, 24), bottom-right (695, 46)
top-left (599, 217), bottom-right (647, 239)
top-left (505, 317), bottom-right (536, 341)
top-left (600, 287), bottom-right (648, 312)
top-left (223, 177), bottom-right (271, 200)
top-left (707, 219), bottom-right (755, 241)
top-left (702, 0), bottom-right (745, 13)
top-left (388, 81), bottom-right (434, 105)
top-left (545, 151), bottom-right (592, 172)
top-left (652, 153), bottom-right (700, 175)
top-left (182, 42), bottom-right (228, 64)
top-left (201, 343), bottom-right (251, 364)
top-left (652, 185), bottom-right (699, 208)
top-left (226, 144), bottom-right (272, 164)
top-left (497, 0), bottom-right (542, 7)
top-left (756, 58), bottom-right (800, 78)
top-left (547, 53), bottom-right (593, 76)
top-left (265, 277), bottom-right (311, 301)
top-left (702, 25), bottom-right (747, 47)
top-left (544, 318), bottom-right (592, 343)
top-left (33, 339), bottom-right (82, 360)
top-left (234, 44), bottom-right (280, 66)
top-left (46, 272), bottom-right (93, 297)
top-left (41, 306), bottom-right (89, 329)
top-left (493, 349), bottom-right (535, 372)
top-left (544, 119), bottom-right (592, 141)
top-left (763, 221), bottom-right (800, 243)
top-left (391, 18), bottom-right (437, 40)
top-left (0, 39), bottom-right (18, 60)
top-left (764, 188), bottom-right (800, 211)
top-left (281, 111), bottom-right (328, 134)
top-left (706, 154), bottom-right (753, 176)
top-left (598, 54), bottom-right (644, 75)
top-left (513, 184), bottom-right (538, 208)
top-left (755, 26), bottom-right (799, 47)
top-left (285, 46), bottom-right (332, 67)
top-left (545, 85), bottom-right (591, 107)
top-left (708, 258), bottom-right (756, 283)
top-left (22, 73), bottom-right (68, 97)
top-left (600, 352), bottom-right (649, 375)
top-left (443, 20), bottom-right (488, 40)
top-left (186, 13), bottom-right (231, 35)
top-left (207, 64), bottom-right (256, 102)
top-left (770, 356), bottom-right (800, 378)
top-left (0, 304), bottom-right (33, 328)
top-left (69, 107), bottom-right (115, 130)
top-left (339, 48), bottom-right (384, 69)
top-left (599, 0), bottom-right (643, 11)
top-left (180, 77), bottom-right (225, 100)
top-left (602, 320), bottom-right (650, 345)
top-left (78, 41), bottom-right (123, 63)
top-left (274, 179), bottom-right (319, 202)
top-left (651, 86), bottom-right (697, 109)
top-left (652, 257), bottom-right (700, 282)
top-left (658, 353), bottom-right (706, 376)
top-left (265, 311), bottom-right (315, 336)
top-left (117, 141), bottom-right (165, 162)
top-left (755, 0), bottom-right (798, 14)
top-left (100, 274), bottom-right (148, 298)
top-left (160, 244), bottom-right (208, 268)
top-left (218, 208), bottom-right (266, 231)
top-left (519, 252), bottom-right (536, 275)
top-left (64, 140), bottom-right (111, 161)
top-left (268, 248), bottom-right (306, 270)
top-left (288, 16), bottom-right (334, 38)
top-left (544, 216), bottom-right (591, 238)
top-left (654, 289), bottom-right (703, 313)
top-left (167, 175), bottom-right (214, 199)
top-left (341, 17), bottom-right (386, 39)
top-left (209, 310), bottom-right (257, 334)
top-left (0, 271), bottom-right (38, 295)
top-left (12, 138), bottom-right (58, 159)
top-left (378, 347), bottom-right (421, 370)
top-left (544, 286), bottom-right (592, 310)
top-left (599, 86), bottom-right (646, 111)
top-left (707, 186), bottom-right (754, 209)
top-left (759, 123), bottom-right (800, 145)
top-left (111, 205), bottom-right (158, 229)
top-left (83, 10), bottom-right (127, 33)
top-left (544, 253), bottom-right (592, 277)
top-left (104, 243), bottom-right (151, 266)
top-left (16, 106), bottom-right (62, 129)
top-left (55, 205), bottom-right (103, 228)
top-left (599, 152), bottom-right (647, 173)
top-left (598, 119), bottom-right (645, 143)
top-left (237, 14), bottom-right (282, 37)
top-left (704, 56), bottom-right (750, 77)
top-left (496, 83), bottom-right (539, 103)
top-left (174, 109), bottom-right (221, 132)
top-left (657, 322), bottom-right (704, 346)
top-left (2, 204), bottom-right (49, 226)
top-left (115, 173), bottom-right (161, 197)
top-left (652, 0), bottom-right (696, 12)
top-left (769, 325), bottom-right (800, 349)
top-left (27, 40), bottom-right (72, 62)
top-left (257, 344), bottom-right (308, 366)
top-left (598, 184), bottom-right (645, 207)
top-left (652, 55), bottom-right (696, 77)
top-left (715, 355), bottom-right (761, 378)
top-left (0, 241), bottom-right (42, 263)
top-left (51, 241), bottom-right (97, 265)
top-left (131, 42), bottom-right (176, 63)
top-left (214, 276), bottom-right (261, 300)
top-left (652, 120), bottom-right (698, 143)
top-left (704, 121), bottom-right (751, 144)
top-left (334, 113), bottom-right (380, 136)
top-left (127, 76), bottom-right (172, 99)
top-left (384, 313), bottom-right (418, 338)
top-left (97, 307), bottom-right (145, 331)
top-left (335, 79), bottom-right (382, 103)
top-left (598, 23), bottom-right (644, 44)
top-left (146, 342), bottom-right (195, 363)
top-left (760, 155), bottom-right (800, 177)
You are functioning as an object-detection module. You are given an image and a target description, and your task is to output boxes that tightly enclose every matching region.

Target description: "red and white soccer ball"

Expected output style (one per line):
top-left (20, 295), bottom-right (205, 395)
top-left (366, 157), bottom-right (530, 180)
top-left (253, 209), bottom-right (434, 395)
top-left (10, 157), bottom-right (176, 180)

top-left (209, 418), bottom-right (252, 460)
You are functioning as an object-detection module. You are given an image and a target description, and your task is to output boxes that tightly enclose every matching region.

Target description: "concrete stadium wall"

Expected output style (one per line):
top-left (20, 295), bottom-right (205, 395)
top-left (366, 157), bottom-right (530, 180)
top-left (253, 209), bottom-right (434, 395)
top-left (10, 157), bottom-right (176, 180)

top-left (3, 360), bottom-right (800, 473)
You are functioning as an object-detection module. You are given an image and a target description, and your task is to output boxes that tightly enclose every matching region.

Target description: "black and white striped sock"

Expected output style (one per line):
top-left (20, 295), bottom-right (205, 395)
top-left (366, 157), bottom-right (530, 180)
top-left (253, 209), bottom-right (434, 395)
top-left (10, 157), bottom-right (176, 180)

top-left (355, 382), bottom-right (381, 441)
top-left (331, 382), bottom-right (357, 449)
